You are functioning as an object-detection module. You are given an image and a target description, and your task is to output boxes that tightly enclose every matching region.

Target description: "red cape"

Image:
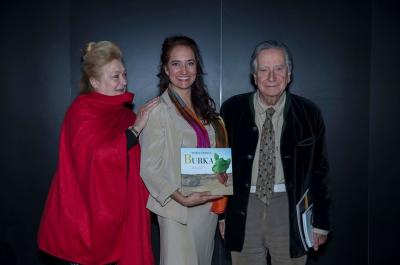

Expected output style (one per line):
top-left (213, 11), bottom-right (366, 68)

top-left (38, 92), bottom-right (153, 265)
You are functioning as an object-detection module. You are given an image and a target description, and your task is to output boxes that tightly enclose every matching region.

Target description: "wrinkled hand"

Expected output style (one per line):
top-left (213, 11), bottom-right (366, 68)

top-left (219, 220), bottom-right (225, 239)
top-left (132, 97), bottom-right (159, 133)
top-left (313, 232), bottom-right (328, 251)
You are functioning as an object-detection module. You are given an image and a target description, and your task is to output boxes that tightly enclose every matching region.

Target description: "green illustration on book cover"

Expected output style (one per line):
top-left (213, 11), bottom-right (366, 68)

top-left (181, 148), bottom-right (233, 196)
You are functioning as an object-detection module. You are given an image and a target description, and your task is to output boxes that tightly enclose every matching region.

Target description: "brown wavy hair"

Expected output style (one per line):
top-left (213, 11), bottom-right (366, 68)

top-left (157, 35), bottom-right (218, 123)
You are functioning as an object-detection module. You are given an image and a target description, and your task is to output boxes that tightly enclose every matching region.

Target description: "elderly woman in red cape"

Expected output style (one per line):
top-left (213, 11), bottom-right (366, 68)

top-left (38, 41), bottom-right (158, 265)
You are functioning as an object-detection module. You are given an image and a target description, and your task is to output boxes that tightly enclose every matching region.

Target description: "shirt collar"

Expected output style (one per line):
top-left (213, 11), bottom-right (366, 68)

top-left (255, 90), bottom-right (286, 116)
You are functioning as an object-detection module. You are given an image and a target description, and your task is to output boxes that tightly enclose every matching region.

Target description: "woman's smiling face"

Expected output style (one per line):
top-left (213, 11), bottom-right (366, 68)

top-left (164, 45), bottom-right (197, 91)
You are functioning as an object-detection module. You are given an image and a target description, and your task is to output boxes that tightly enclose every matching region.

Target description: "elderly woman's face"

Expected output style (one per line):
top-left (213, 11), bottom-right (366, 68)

top-left (90, 59), bottom-right (127, 96)
top-left (164, 45), bottom-right (197, 91)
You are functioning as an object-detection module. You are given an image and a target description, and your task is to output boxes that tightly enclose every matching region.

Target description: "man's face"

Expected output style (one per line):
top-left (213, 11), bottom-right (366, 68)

top-left (253, 48), bottom-right (291, 102)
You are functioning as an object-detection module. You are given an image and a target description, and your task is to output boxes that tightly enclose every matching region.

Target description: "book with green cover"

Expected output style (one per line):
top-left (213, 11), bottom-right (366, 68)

top-left (180, 148), bottom-right (233, 196)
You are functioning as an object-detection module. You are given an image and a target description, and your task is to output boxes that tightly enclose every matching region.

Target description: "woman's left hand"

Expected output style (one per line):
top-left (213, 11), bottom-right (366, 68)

top-left (218, 220), bottom-right (225, 239)
top-left (132, 97), bottom-right (159, 133)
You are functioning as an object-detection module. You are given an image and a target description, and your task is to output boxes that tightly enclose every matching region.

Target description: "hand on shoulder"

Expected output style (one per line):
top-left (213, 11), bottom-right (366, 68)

top-left (131, 96), bottom-right (160, 133)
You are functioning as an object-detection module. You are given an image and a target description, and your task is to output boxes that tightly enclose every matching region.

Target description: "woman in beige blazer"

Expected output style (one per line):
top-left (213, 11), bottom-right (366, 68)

top-left (140, 36), bottom-right (225, 265)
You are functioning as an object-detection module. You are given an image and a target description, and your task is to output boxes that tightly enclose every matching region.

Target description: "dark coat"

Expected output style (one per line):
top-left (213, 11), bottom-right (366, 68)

top-left (220, 92), bottom-right (330, 258)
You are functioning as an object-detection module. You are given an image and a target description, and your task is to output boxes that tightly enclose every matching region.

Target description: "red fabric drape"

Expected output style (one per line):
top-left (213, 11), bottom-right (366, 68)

top-left (38, 92), bottom-right (153, 265)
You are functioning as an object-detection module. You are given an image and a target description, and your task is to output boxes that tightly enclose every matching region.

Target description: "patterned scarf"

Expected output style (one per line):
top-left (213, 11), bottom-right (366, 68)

top-left (168, 87), bottom-right (228, 213)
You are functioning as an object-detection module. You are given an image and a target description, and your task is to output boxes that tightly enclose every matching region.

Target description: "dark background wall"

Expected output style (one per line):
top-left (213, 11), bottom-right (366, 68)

top-left (370, 0), bottom-right (400, 264)
top-left (0, 1), bottom-right (70, 264)
top-left (0, 1), bottom-right (398, 265)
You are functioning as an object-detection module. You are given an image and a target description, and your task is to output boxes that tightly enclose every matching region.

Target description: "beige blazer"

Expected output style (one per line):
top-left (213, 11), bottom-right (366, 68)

top-left (141, 91), bottom-right (215, 224)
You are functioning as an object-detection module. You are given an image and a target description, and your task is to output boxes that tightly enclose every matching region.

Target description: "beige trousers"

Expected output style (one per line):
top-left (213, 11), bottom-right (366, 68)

top-left (158, 202), bottom-right (217, 265)
top-left (231, 193), bottom-right (307, 265)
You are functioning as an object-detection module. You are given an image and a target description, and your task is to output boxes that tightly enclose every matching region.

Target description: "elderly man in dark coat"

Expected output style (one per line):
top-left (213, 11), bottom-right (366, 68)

top-left (219, 40), bottom-right (330, 265)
